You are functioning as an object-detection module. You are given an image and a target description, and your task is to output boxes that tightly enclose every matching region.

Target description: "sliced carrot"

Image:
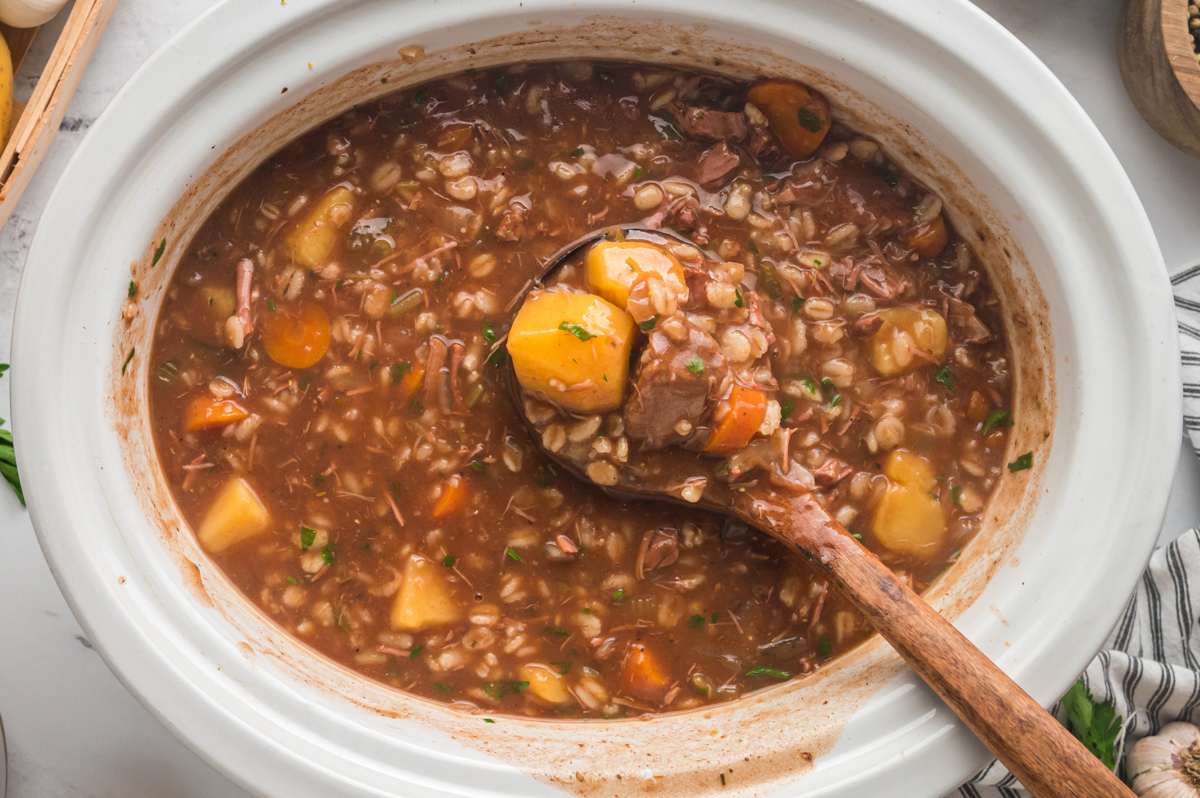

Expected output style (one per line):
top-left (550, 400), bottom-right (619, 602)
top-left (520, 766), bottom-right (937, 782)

top-left (395, 363), bottom-right (426, 400)
top-left (184, 394), bottom-right (250, 432)
top-left (746, 79), bottom-right (831, 157)
top-left (261, 302), bottom-right (331, 369)
top-left (429, 474), bottom-right (466, 520)
top-left (620, 643), bottom-right (671, 704)
top-left (704, 385), bottom-right (768, 453)
top-left (906, 216), bottom-right (948, 258)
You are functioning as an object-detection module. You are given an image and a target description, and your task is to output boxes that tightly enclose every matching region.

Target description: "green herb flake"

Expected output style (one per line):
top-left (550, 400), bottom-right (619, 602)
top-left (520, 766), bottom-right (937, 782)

top-left (983, 408), bottom-right (1014, 435)
top-left (269, 299), bottom-right (276, 311)
top-left (486, 349), bottom-right (506, 368)
top-left (816, 636), bottom-right (832, 659)
top-left (359, 544), bottom-right (371, 552)
top-left (687, 614), bottom-right (705, 629)
top-left (934, 365), bottom-right (957, 391)
top-left (506, 547), bottom-right (522, 562)
top-left (151, 237), bottom-right (166, 267)
top-left (829, 394), bottom-right (842, 409)
top-left (415, 91), bottom-right (428, 104)
top-left (746, 238), bottom-right (759, 255)
top-left (792, 296), bottom-right (803, 313)
top-left (313, 474), bottom-right (325, 487)
top-left (951, 486), bottom-right (962, 507)
top-left (734, 288), bottom-right (744, 308)
top-left (797, 109), bottom-right (825, 133)
top-left (442, 555), bottom-right (457, 568)
top-left (127, 281), bottom-right (138, 298)
top-left (852, 532), bottom-right (863, 541)
top-left (287, 576), bottom-right (298, 585)
top-left (483, 718), bottom-right (495, 723)
top-left (780, 400), bottom-right (794, 421)
top-left (558, 321), bottom-right (597, 341)
top-left (481, 318), bottom-right (496, 342)
top-left (820, 377), bottom-right (836, 394)
top-left (612, 588), bottom-right (628, 601)
top-left (634, 166), bottom-right (644, 180)
top-left (638, 314), bottom-right (661, 331)
top-left (434, 682), bottom-right (453, 694)
top-left (121, 348), bottom-right (136, 376)
top-left (470, 459), bottom-right (485, 473)
top-left (685, 358), bottom-right (705, 374)
top-left (550, 627), bottom-right (570, 637)
top-left (1061, 679), bottom-right (1122, 769)
top-left (410, 645), bottom-right (424, 658)
top-left (1008, 452), bottom-right (1033, 473)
top-left (569, 147), bottom-right (584, 157)
top-left (711, 612), bottom-right (720, 624)
top-left (321, 545), bottom-right (334, 566)
top-left (884, 173), bottom-right (899, 187)
top-left (551, 661), bottom-right (573, 675)
top-left (300, 526), bottom-right (317, 550)
top-left (745, 666), bottom-right (791, 679)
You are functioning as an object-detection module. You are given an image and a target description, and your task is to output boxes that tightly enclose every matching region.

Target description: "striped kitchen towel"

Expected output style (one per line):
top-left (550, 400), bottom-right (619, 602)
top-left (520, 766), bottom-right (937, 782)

top-left (956, 261), bottom-right (1200, 797)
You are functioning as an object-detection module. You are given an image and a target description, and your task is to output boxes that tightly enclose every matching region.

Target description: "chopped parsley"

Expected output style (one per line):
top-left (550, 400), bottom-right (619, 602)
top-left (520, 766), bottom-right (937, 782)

top-left (569, 146), bottom-right (584, 157)
top-left (780, 400), bottom-right (794, 421)
top-left (481, 318), bottom-right (496, 342)
top-left (634, 166), bottom-right (643, 180)
top-left (797, 109), bottom-right (825, 133)
top-left (792, 296), bottom-right (803, 312)
top-left (734, 288), bottom-right (743, 308)
top-left (121, 347), bottom-right (135, 376)
top-left (550, 627), bottom-right (570, 636)
top-left (127, 281), bottom-right (137, 298)
top-left (415, 90), bottom-right (428, 104)
top-left (816, 636), bottom-right (832, 658)
top-left (486, 349), bottom-right (506, 368)
top-left (433, 682), bottom-right (453, 694)
top-left (0, 367), bottom-right (22, 506)
top-left (612, 588), bottom-right (628, 601)
top-left (505, 547), bottom-right (522, 562)
top-left (1061, 679), bottom-right (1122, 769)
top-left (313, 474), bottom-right (325, 487)
top-left (268, 299), bottom-right (276, 311)
top-left (470, 459), bottom-right (485, 473)
top-left (934, 365), bottom-right (957, 391)
top-left (829, 394), bottom-right (842, 409)
top-left (442, 555), bottom-right (457, 568)
top-left (390, 361), bottom-right (412, 383)
top-left (558, 321), bottom-right (597, 341)
top-left (410, 645), bottom-right (424, 658)
top-left (983, 408), bottom-right (1013, 435)
top-left (484, 681), bottom-right (529, 698)
top-left (483, 718), bottom-right (495, 723)
top-left (685, 357), bottom-right (705, 374)
top-left (688, 614), bottom-right (705, 629)
top-left (638, 314), bottom-right (661, 331)
top-left (951, 486), bottom-right (962, 507)
top-left (286, 576), bottom-right (298, 585)
top-left (820, 377), bottom-right (836, 394)
top-left (300, 526), bottom-right (317, 550)
top-left (151, 237), bottom-right (166, 267)
top-left (321, 545), bottom-right (334, 566)
top-left (1008, 453), bottom-right (1033, 473)
top-left (551, 661), bottom-right (573, 675)
top-left (745, 666), bottom-right (791, 679)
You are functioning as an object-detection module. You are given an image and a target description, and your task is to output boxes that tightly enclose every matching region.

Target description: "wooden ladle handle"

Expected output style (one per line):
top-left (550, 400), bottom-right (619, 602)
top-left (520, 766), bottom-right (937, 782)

top-left (741, 494), bottom-right (1134, 798)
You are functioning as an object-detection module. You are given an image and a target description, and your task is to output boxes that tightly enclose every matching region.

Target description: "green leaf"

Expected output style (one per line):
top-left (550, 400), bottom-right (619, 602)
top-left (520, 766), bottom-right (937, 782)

top-left (481, 319), bottom-right (496, 343)
top-left (486, 349), bottom-right (506, 368)
top-left (121, 348), bottom-right (136, 376)
top-left (287, 576), bottom-right (298, 585)
top-left (687, 614), bottom-right (705, 629)
top-left (792, 296), bottom-right (803, 313)
top-left (934, 365), bottom-right (957, 391)
top-left (758, 260), bottom-right (783, 299)
top-left (550, 627), bottom-right (570, 636)
top-left (0, 424), bottom-right (24, 506)
top-left (1008, 452), bottom-right (1033, 473)
top-left (433, 682), bottom-right (453, 694)
top-left (300, 526), bottom-right (317, 550)
top-left (734, 288), bottom-right (743, 308)
top-left (780, 400), bottom-right (794, 421)
top-left (442, 555), bottom-right (456, 568)
top-left (410, 645), bottom-right (424, 658)
top-left (634, 166), bottom-right (643, 180)
top-left (321, 545), bottom-right (334, 566)
top-left (470, 459), bottom-right (485, 473)
top-left (506, 547), bottom-right (522, 562)
top-left (484, 681), bottom-right (529, 699)
top-left (415, 91), bottom-right (428, 104)
top-left (829, 394), bottom-right (842, 409)
top-left (128, 281), bottom-right (138, 298)
top-left (745, 666), bottom-right (791, 679)
top-left (951, 486), bottom-right (962, 507)
top-left (685, 358), bottom-right (705, 374)
top-left (151, 237), bottom-right (166, 267)
top-left (816, 636), bottom-right (832, 658)
top-left (983, 408), bottom-right (1013, 435)
top-left (1061, 680), bottom-right (1121, 769)
top-left (797, 109), bottom-right (825, 133)
top-left (569, 147), bottom-right (584, 157)
top-left (0, 364), bottom-right (8, 375)
top-left (638, 314), bottom-right (660, 331)
top-left (558, 321), bottom-right (597, 341)
top-left (483, 718), bottom-right (495, 723)
top-left (612, 588), bottom-right (628, 601)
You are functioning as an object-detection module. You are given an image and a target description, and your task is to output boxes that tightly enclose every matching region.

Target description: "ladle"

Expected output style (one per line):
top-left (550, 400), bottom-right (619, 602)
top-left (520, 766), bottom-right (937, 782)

top-left (503, 225), bottom-right (1133, 798)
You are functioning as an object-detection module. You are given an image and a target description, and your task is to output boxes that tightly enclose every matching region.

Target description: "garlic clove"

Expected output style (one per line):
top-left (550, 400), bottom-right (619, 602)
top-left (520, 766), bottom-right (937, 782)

top-left (1132, 768), bottom-right (1198, 798)
top-left (1128, 721), bottom-right (1200, 797)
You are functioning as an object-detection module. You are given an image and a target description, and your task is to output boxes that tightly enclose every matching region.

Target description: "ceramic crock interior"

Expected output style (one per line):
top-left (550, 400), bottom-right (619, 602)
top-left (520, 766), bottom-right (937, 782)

top-left (104, 15), bottom-right (1055, 797)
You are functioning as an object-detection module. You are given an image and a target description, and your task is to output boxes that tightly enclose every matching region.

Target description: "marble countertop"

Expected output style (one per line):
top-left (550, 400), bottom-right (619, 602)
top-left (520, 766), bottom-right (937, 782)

top-left (1, 1), bottom-right (1198, 795)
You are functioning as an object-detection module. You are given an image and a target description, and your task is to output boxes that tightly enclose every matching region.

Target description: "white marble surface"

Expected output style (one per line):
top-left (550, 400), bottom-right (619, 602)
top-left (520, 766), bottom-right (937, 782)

top-left (0, 0), bottom-right (1197, 795)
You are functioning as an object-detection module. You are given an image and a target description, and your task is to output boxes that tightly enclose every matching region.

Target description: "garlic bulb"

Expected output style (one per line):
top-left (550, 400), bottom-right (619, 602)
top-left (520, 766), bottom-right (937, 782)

top-left (1128, 721), bottom-right (1200, 798)
top-left (0, 0), bottom-right (69, 29)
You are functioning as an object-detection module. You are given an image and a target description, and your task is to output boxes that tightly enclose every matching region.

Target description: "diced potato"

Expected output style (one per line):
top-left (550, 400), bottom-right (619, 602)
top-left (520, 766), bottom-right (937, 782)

top-left (391, 554), bottom-right (463, 630)
top-left (906, 216), bottom-right (948, 258)
top-left (507, 290), bottom-right (636, 413)
top-left (585, 241), bottom-right (687, 310)
top-left (184, 394), bottom-right (249, 432)
top-left (285, 186), bottom-right (356, 268)
top-left (872, 449), bottom-right (946, 554)
top-left (520, 662), bottom-right (571, 704)
top-left (197, 477), bottom-right (271, 554)
top-left (200, 285), bottom-right (236, 321)
top-left (868, 306), bottom-right (947, 376)
top-left (620, 642), bottom-right (670, 703)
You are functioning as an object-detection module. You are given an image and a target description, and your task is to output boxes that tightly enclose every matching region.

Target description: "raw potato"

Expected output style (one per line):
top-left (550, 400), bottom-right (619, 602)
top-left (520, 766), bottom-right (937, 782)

top-left (390, 554), bottom-right (463, 630)
top-left (507, 290), bottom-right (636, 413)
top-left (197, 478), bottom-right (271, 554)
top-left (285, 185), bottom-right (356, 268)
top-left (585, 241), bottom-right (686, 310)
top-left (868, 306), bottom-right (948, 376)
top-left (620, 642), bottom-right (670, 703)
top-left (519, 662), bottom-right (571, 704)
top-left (872, 450), bottom-right (946, 554)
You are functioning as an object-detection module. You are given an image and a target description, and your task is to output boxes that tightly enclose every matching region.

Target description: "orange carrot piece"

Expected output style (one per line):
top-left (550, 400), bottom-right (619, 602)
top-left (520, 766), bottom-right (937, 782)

top-left (429, 474), bottom-right (466, 520)
top-left (906, 216), bottom-right (948, 258)
top-left (184, 395), bottom-right (249, 432)
top-left (620, 643), bottom-right (671, 704)
top-left (395, 363), bottom-right (426, 400)
top-left (261, 302), bottom-right (331, 369)
top-left (704, 385), bottom-right (768, 453)
top-left (746, 79), bottom-right (831, 157)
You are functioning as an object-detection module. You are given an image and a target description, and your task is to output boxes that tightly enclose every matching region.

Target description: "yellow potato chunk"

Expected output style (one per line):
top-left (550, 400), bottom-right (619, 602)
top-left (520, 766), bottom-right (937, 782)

top-left (507, 290), bottom-right (636, 413)
top-left (197, 478), bottom-right (271, 554)
top-left (390, 554), bottom-right (463, 630)
top-left (519, 663), bottom-right (571, 704)
top-left (585, 240), bottom-right (687, 310)
top-left (285, 185), bottom-right (356, 268)
top-left (868, 307), bottom-right (948, 376)
top-left (872, 450), bottom-right (946, 554)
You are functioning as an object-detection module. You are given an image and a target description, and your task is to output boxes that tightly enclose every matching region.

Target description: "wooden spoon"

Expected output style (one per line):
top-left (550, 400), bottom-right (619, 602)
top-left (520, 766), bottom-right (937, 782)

top-left (502, 226), bottom-right (1134, 798)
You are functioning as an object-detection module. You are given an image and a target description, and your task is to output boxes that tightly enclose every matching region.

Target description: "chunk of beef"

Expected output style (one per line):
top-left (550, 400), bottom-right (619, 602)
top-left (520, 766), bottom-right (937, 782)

top-left (624, 325), bottom-right (728, 447)
top-left (666, 103), bottom-right (747, 142)
top-left (947, 297), bottom-right (992, 344)
top-left (495, 205), bottom-right (526, 242)
top-left (694, 142), bottom-right (741, 188)
top-left (813, 457), bottom-right (852, 487)
top-left (636, 528), bottom-right (680, 579)
top-left (747, 126), bottom-right (779, 159)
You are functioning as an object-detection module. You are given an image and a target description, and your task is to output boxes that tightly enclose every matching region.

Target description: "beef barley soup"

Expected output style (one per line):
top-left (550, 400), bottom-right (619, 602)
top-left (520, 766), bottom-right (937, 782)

top-left (146, 61), bottom-right (1015, 719)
